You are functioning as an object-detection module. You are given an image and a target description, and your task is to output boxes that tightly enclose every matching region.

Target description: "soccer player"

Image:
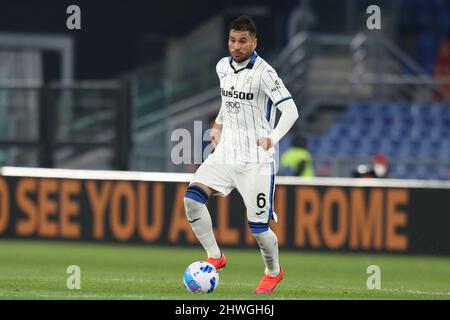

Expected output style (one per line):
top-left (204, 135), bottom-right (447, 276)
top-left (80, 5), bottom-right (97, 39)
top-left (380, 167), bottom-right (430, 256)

top-left (184, 15), bottom-right (299, 294)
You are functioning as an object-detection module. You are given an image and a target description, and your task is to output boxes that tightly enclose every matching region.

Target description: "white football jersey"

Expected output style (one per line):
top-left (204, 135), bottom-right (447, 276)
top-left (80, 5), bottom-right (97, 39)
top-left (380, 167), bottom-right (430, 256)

top-left (215, 51), bottom-right (293, 163)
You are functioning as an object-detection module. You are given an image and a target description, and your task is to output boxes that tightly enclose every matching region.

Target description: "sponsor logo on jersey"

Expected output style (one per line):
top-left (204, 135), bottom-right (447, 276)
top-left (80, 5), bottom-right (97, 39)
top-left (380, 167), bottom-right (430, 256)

top-left (270, 80), bottom-right (282, 92)
top-left (220, 86), bottom-right (254, 100)
top-left (225, 101), bottom-right (241, 114)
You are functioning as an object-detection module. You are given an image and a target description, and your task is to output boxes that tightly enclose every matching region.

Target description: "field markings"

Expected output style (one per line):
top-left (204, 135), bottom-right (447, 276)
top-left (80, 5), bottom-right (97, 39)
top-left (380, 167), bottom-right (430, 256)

top-left (314, 285), bottom-right (450, 297)
top-left (380, 288), bottom-right (450, 296)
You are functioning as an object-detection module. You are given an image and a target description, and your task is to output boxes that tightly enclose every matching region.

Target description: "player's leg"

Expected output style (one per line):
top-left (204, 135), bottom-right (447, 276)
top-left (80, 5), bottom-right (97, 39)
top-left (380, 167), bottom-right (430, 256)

top-left (234, 162), bottom-right (283, 293)
top-left (253, 228), bottom-right (284, 294)
top-left (184, 182), bottom-right (221, 259)
top-left (184, 157), bottom-right (233, 269)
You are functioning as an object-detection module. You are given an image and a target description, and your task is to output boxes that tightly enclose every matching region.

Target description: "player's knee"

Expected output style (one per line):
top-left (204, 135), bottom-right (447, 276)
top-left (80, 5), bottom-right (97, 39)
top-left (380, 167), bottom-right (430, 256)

top-left (184, 184), bottom-right (209, 207)
top-left (184, 185), bottom-right (209, 220)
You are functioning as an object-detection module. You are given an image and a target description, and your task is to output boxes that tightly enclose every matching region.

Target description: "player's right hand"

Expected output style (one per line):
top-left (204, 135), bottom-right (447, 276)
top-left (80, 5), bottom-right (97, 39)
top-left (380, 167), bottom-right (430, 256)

top-left (210, 122), bottom-right (223, 148)
top-left (210, 128), bottom-right (221, 147)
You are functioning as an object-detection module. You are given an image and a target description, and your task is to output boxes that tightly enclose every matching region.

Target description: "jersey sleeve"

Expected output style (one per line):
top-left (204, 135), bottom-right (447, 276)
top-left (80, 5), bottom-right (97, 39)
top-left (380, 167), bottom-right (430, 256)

top-left (261, 67), bottom-right (293, 107)
top-left (216, 60), bottom-right (221, 79)
top-left (216, 58), bottom-right (226, 80)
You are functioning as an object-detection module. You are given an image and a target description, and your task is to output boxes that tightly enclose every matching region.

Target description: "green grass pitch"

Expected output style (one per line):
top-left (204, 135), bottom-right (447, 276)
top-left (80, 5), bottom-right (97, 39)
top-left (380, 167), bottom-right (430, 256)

top-left (0, 239), bottom-right (449, 300)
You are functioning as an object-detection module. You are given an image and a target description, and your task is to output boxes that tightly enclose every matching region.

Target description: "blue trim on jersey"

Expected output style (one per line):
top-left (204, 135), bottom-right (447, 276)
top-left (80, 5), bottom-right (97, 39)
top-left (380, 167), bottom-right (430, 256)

top-left (248, 221), bottom-right (269, 234)
top-left (184, 185), bottom-right (209, 204)
top-left (266, 98), bottom-right (273, 122)
top-left (274, 96), bottom-right (293, 106)
top-left (249, 50), bottom-right (258, 64)
top-left (268, 162), bottom-right (275, 222)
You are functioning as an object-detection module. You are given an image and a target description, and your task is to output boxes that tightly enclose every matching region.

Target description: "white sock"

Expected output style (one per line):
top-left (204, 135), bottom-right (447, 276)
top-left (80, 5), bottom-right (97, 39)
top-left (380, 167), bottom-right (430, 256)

top-left (184, 197), bottom-right (221, 259)
top-left (254, 228), bottom-right (280, 276)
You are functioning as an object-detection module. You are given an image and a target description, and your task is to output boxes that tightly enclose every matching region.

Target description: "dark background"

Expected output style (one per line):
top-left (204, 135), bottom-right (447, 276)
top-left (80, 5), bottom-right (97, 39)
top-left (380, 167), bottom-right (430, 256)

top-left (0, 0), bottom-right (298, 79)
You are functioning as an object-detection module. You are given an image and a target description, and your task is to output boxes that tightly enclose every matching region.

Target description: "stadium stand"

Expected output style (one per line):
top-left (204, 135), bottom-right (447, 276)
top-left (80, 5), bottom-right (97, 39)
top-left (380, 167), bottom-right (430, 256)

top-left (308, 102), bottom-right (450, 179)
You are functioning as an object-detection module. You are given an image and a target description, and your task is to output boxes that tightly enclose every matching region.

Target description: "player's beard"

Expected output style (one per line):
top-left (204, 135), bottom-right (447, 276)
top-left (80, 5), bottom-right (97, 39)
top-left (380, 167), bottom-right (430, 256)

top-left (232, 51), bottom-right (252, 63)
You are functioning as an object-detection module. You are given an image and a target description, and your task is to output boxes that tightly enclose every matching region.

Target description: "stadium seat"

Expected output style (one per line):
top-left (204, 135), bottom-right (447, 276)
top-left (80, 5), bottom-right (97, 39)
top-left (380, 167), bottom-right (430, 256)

top-left (311, 102), bottom-right (450, 179)
top-left (307, 135), bottom-right (322, 153)
top-left (395, 163), bottom-right (416, 179)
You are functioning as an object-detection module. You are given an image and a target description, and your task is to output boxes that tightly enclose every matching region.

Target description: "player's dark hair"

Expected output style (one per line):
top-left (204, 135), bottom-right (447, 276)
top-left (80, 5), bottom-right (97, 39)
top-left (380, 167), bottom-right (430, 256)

top-left (229, 15), bottom-right (257, 37)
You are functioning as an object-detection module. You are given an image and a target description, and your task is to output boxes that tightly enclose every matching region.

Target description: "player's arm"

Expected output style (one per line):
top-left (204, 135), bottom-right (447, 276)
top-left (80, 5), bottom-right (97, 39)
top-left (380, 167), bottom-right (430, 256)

top-left (257, 67), bottom-right (299, 150)
top-left (211, 59), bottom-right (226, 148)
top-left (257, 99), bottom-right (299, 150)
top-left (210, 106), bottom-right (224, 147)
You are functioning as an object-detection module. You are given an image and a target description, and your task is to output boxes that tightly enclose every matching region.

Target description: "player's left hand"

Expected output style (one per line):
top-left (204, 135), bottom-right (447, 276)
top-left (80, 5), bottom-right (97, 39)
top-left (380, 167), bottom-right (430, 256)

top-left (256, 137), bottom-right (274, 151)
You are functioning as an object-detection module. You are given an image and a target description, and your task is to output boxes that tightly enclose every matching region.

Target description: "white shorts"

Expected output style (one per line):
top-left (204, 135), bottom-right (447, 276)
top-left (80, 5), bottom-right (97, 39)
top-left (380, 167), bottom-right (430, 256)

top-left (190, 147), bottom-right (278, 226)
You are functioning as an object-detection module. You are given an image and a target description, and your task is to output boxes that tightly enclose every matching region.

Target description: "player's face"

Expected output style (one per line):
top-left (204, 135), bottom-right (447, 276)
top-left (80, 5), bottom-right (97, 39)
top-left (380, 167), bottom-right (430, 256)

top-left (228, 30), bottom-right (257, 63)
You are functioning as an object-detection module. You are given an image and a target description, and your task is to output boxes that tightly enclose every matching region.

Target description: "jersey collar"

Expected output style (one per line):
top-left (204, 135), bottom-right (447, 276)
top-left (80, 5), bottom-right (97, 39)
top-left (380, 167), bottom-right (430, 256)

top-left (229, 51), bottom-right (258, 73)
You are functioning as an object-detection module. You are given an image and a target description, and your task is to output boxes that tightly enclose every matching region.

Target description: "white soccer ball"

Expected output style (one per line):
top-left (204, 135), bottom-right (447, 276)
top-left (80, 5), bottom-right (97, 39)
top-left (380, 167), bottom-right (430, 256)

top-left (183, 261), bottom-right (219, 293)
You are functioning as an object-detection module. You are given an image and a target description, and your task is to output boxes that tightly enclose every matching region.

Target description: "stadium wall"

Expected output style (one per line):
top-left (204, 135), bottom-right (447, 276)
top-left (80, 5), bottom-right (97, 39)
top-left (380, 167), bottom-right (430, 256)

top-left (0, 167), bottom-right (449, 255)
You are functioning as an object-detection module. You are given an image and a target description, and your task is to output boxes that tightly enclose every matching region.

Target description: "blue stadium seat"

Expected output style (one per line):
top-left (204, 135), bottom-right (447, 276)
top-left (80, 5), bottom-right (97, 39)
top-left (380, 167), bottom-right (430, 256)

top-left (436, 145), bottom-right (450, 161)
top-left (409, 126), bottom-right (431, 140)
top-left (428, 126), bottom-right (447, 141)
top-left (395, 142), bottom-right (417, 157)
top-left (378, 139), bottom-right (400, 156)
top-left (327, 125), bottom-right (349, 138)
top-left (442, 116), bottom-right (450, 129)
top-left (395, 163), bottom-right (416, 179)
top-left (347, 102), bottom-right (366, 115)
top-left (312, 102), bottom-right (450, 179)
top-left (339, 138), bottom-right (363, 157)
top-left (416, 142), bottom-right (440, 158)
top-left (390, 125), bottom-right (410, 139)
top-left (307, 136), bottom-right (321, 153)
top-left (355, 141), bottom-right (375, 157)
top-left (414, 164), bottom-right (431, 180)
top-left (437, 165), bottom-right (450, 180)
top-left (348, 124), bottom-right (369, 139)
top-left (316, 139), bottom-right (340, 156)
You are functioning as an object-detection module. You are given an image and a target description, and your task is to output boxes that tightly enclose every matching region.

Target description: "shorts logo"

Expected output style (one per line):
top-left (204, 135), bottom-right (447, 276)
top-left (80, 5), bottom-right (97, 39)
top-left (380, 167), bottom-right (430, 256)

top-left (225, 101), bottom-right (241, 114)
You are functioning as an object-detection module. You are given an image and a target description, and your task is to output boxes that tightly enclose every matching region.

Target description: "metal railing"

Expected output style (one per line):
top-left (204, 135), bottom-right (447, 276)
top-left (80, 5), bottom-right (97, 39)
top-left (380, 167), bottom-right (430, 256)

top-left (275, 31), bottom-right (450, 120)
top-left (350, 32), bottom-right (450, 102)
top-left (0, 80), bottom-right (130, 170)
